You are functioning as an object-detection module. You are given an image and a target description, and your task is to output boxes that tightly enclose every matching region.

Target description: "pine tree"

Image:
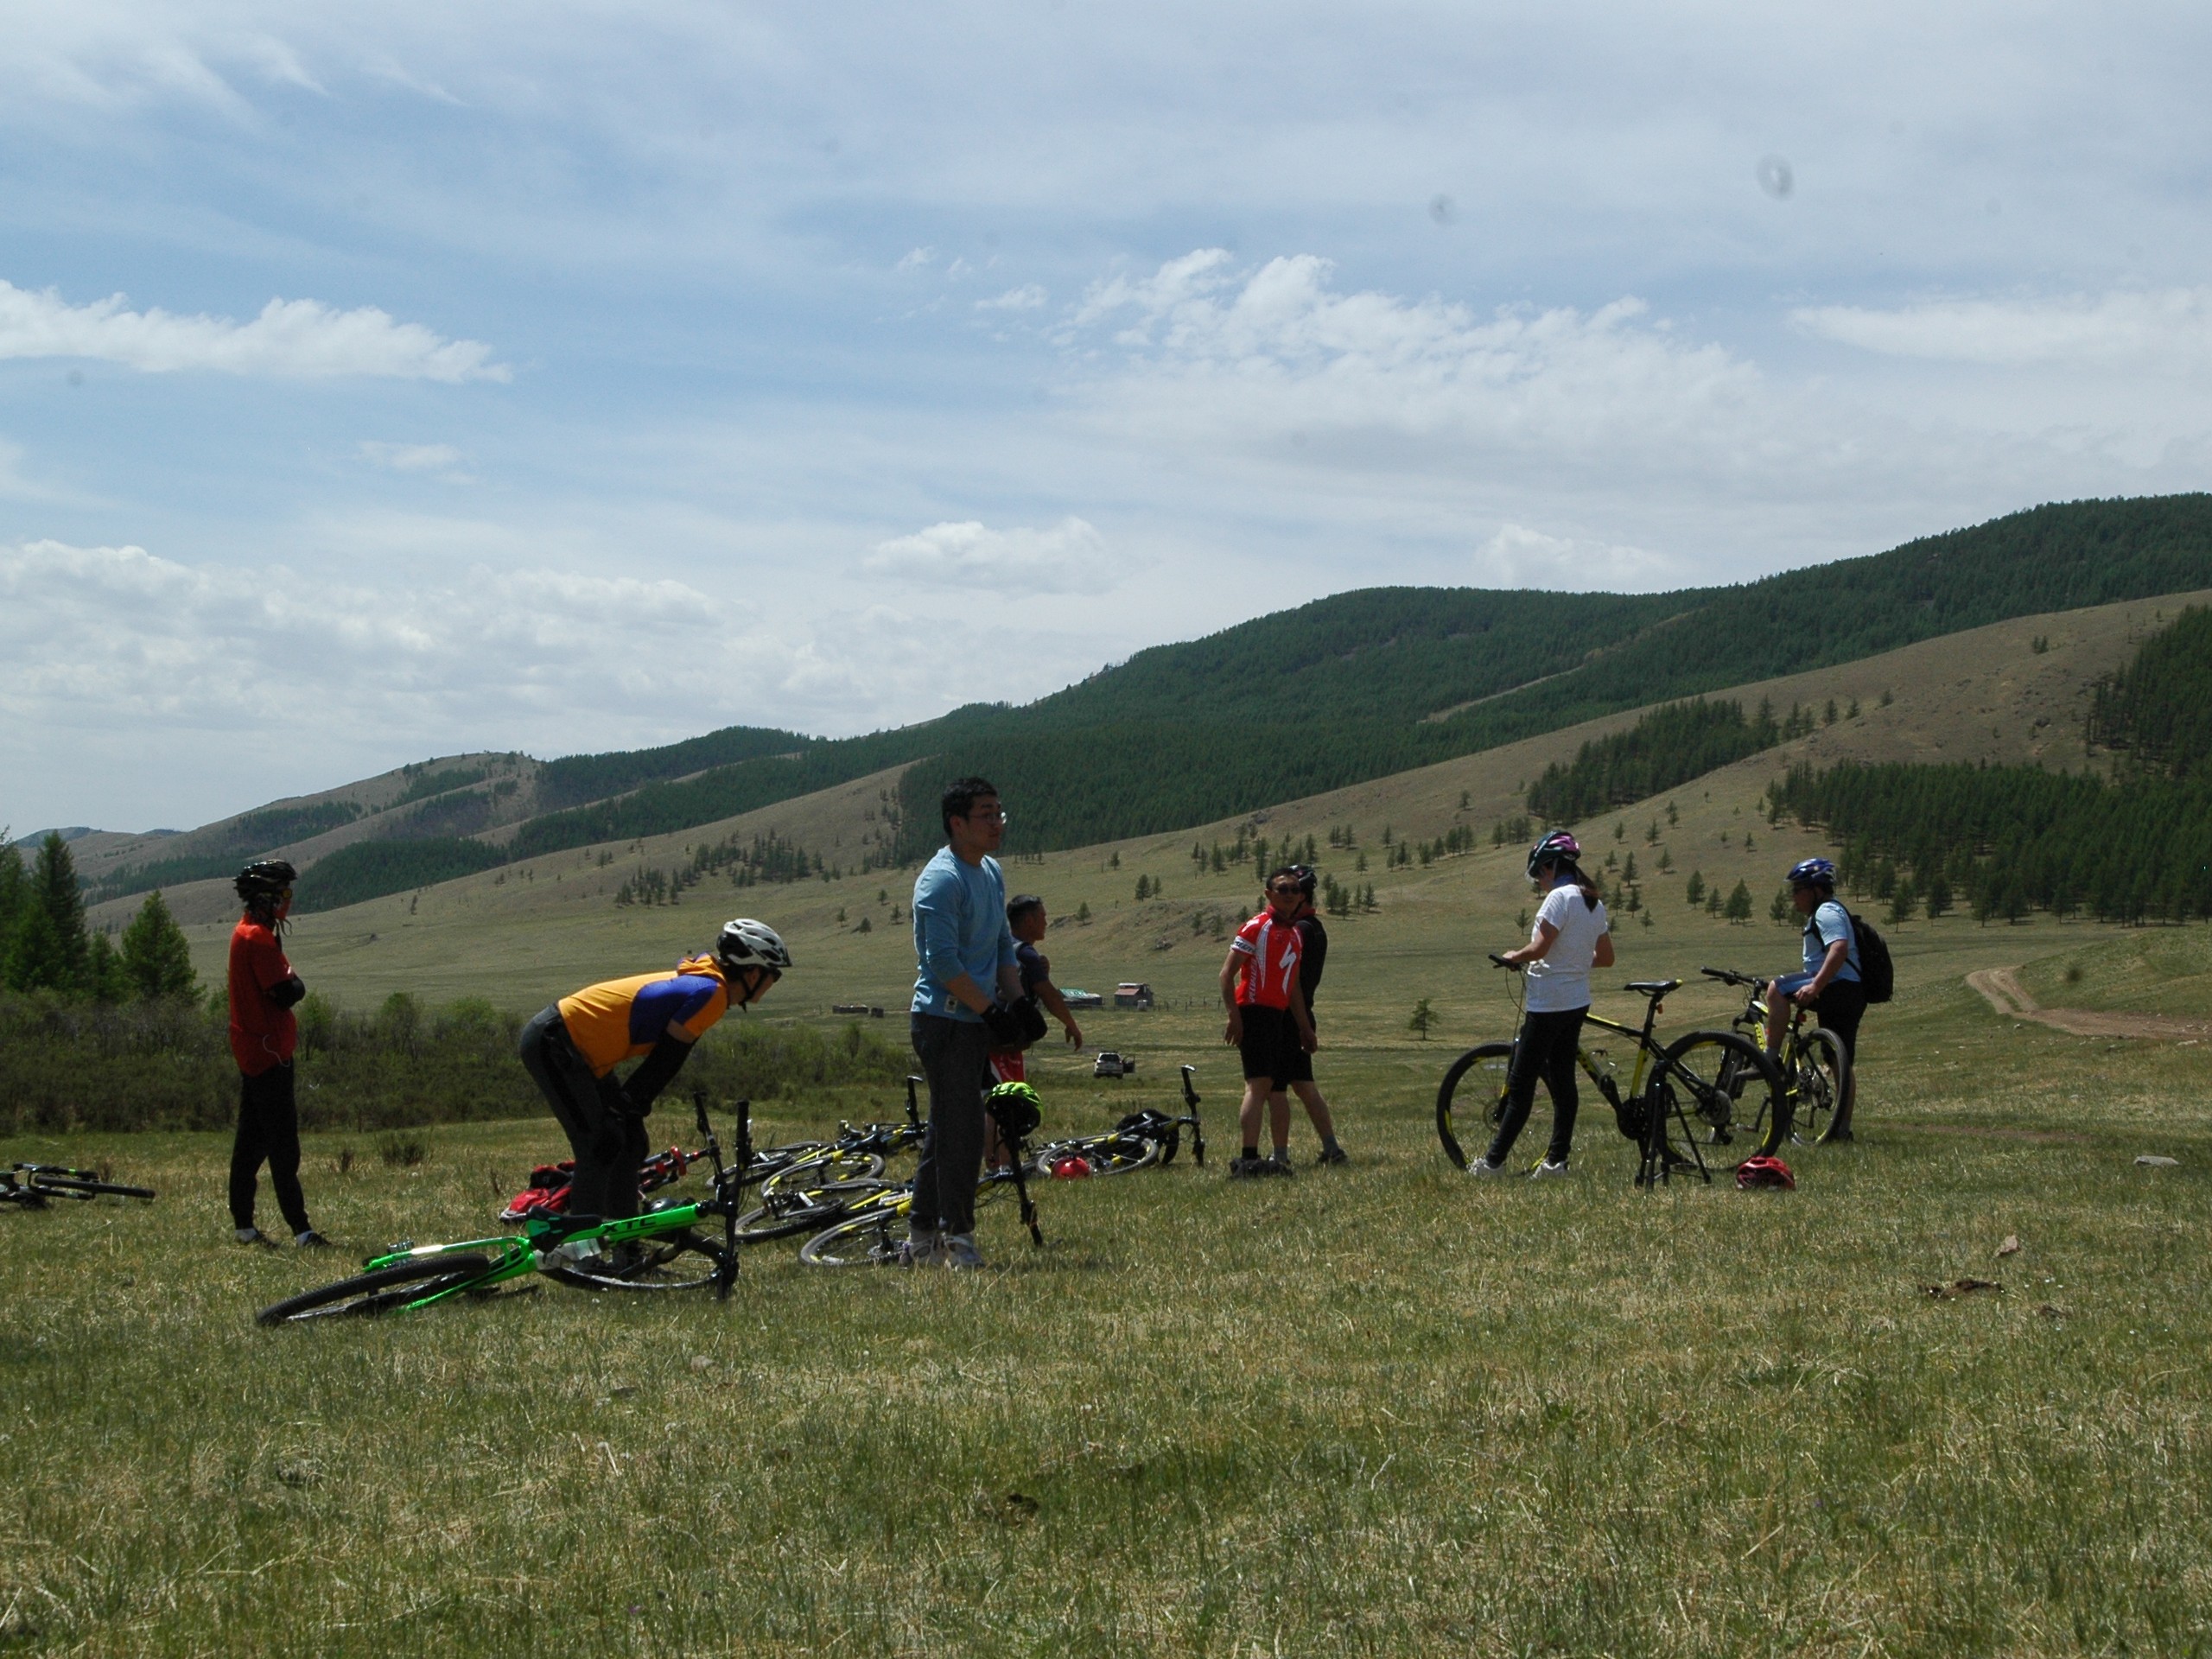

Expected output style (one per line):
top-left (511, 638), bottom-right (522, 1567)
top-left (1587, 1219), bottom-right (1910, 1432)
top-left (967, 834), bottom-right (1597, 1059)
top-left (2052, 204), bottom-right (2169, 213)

top-left (1408, 998), bottom-right (1436, 1040)
top-left (118, 890), bottom-right (199, 999)
top-left (1769, 887), bottom-right (1792, 925)
top-left (1685, 871), bottom-right (1706, 906)
top-left (87, 931), bottom-right (132, 1001)
top-left (10, 833), bottom-right (91, 995)
top-left (1724, 880), bottom-right (1753, 924)
top-left (0, 836), bottom-right (26, 944)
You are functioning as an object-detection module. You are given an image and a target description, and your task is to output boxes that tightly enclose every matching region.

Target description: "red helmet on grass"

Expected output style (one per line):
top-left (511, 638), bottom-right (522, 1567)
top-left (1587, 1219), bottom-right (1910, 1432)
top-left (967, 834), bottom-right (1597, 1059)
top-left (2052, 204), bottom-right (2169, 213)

top-left (1735, 1154), bottom-right (1796, 1190)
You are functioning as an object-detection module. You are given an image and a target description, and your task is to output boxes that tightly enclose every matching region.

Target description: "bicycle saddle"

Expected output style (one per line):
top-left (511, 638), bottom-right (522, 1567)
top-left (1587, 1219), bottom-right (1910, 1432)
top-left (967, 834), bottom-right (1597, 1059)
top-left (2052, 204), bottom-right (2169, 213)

top-left (1624, 979), bottom-right (1681, 998)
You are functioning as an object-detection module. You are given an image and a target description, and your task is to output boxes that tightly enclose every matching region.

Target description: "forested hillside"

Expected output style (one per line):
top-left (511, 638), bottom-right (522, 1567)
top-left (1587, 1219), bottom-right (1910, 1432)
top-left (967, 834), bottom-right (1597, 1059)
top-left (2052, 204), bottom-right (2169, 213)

top-left (86, 493), bottom-right (2212, 912)
top-left (892, 494), bottom-right (2212, 855)
top-left (1770, 606), bottom-right (2212, 924)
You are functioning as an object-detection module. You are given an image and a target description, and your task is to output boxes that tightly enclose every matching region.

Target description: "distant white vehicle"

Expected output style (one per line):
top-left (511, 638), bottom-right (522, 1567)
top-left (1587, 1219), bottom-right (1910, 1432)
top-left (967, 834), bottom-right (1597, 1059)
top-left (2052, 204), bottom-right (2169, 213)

top-left (1093, 1051), bottom-right (1136, 1078)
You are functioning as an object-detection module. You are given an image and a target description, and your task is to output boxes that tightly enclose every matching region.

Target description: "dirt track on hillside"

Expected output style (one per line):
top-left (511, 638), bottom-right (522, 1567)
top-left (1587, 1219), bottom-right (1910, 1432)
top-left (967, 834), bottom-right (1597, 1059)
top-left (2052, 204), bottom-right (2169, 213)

top-left (1967, 966), bottom-right (2212, 1042)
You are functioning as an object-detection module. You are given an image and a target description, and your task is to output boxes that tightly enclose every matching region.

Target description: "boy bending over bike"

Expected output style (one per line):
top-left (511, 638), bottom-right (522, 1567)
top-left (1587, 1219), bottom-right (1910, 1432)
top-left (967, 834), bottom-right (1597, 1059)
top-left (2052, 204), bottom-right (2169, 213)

top-left (519, 918), bottom-right (789, 1260)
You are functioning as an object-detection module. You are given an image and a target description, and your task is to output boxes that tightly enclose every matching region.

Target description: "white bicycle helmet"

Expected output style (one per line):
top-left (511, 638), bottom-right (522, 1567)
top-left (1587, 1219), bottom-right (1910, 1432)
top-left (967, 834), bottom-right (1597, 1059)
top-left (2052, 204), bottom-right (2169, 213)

top-left (715, 918), bottom-right (791, 976)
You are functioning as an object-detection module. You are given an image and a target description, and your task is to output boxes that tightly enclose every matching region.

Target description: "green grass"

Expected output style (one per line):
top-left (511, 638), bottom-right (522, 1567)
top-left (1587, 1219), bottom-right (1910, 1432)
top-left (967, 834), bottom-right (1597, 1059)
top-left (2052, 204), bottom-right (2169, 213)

top-left (7, 957), bottom-right (2212, 1655)
top-left (27, 591), bottom-right (2212, 1652)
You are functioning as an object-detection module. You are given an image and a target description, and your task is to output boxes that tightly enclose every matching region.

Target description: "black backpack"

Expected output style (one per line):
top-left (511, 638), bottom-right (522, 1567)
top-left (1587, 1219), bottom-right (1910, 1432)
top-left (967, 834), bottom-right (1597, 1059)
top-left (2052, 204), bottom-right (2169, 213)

top-left (1846, 911), bottom-right (1894, 1004)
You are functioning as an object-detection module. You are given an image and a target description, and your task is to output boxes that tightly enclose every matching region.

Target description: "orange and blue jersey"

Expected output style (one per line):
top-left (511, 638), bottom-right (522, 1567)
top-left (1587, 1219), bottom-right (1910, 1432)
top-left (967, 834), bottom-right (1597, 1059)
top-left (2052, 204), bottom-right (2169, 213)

top-left (558, 955), bottom-right (731, 1077)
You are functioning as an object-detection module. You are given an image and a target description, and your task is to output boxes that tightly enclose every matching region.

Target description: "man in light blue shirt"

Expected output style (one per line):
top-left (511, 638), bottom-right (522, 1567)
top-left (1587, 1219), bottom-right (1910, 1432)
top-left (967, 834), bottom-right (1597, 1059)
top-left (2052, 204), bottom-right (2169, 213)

top-left (906, 774), bottom-right (1022, 1268)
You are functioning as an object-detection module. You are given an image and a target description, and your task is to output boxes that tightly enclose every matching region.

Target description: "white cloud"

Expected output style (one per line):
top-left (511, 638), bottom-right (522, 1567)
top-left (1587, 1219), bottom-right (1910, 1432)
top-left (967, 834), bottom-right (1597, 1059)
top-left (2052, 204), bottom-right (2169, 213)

top-left (1795, 288), bottom-right (2212, 371)
top-left (0, 540), bottom-right (722, 728)
top-left (1474, 523), bottom-right (1669, 590)
top-left (863, 517), bottom-right (1109, 594)
top-left (896, 247), bottom-right (935, 271)
top-left (0, 281), bottom-right (508, 381)
top-left (1065, 251), bottom-right (1764, 485)
top-left (977, 284), bottom-right (1046, 312)
top-left (358, 441), bottom-right (474, 482)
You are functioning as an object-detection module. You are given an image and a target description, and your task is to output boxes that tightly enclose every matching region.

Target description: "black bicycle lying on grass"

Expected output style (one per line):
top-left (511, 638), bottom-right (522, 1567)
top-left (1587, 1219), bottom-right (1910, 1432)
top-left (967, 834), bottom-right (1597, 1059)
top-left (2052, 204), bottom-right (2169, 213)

top-left (257, 1091), bottom-right (755, 1325)
top-left (2, 1163), bottom-right (156, 1208)
top-left (1437, 963), bottom-right (1788, 1185)
top-left (1030, 1063), bottom-right (1208, 1176)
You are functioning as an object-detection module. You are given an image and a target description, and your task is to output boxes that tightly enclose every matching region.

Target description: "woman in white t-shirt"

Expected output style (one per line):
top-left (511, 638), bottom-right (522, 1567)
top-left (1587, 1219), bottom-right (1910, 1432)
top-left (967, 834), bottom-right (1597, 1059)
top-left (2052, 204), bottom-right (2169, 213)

top-left (1471, 830), bottom-right (1614, 1178)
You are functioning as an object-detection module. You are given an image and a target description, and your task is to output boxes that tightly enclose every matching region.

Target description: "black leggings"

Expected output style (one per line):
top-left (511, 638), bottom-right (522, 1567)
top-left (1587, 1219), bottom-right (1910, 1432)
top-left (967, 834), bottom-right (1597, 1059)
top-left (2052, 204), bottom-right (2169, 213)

top-left (230, 1060), bottom-right (311, 1235)
top-left (518, 1007), bottom-right (648, 1222)
top-left (1486, 1006), bottom-right (1588, 1167)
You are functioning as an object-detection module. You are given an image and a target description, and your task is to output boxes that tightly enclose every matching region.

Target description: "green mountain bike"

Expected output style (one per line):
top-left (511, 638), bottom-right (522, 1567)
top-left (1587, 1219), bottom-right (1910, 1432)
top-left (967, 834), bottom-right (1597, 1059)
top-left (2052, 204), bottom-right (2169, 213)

top-left (257, 1092), bottom-right (754, 1325)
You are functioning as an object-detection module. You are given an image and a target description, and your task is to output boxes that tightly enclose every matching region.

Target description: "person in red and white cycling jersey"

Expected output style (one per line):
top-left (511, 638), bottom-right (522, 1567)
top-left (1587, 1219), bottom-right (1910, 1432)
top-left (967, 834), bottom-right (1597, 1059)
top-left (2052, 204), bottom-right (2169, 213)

top-left (1218, 867), bottom-right (1317, 1178)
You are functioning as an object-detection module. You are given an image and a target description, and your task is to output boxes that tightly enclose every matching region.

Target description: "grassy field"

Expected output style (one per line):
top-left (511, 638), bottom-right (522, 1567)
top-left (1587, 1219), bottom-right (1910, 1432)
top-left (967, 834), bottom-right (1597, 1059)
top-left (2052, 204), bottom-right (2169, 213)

top-left (9, 895), bottom-right (2212, 1654)
top-left (18, 589), bottom-right (2212, 1653)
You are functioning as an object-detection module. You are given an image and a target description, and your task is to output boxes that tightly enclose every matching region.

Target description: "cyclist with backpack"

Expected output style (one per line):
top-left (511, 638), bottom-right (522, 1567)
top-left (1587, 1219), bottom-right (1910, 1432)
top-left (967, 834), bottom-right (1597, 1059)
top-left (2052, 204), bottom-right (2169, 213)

top-left (1765, 857), bottom-right (1868, 1135)
top-left (1473, 831), bottom-right (1613, 1179)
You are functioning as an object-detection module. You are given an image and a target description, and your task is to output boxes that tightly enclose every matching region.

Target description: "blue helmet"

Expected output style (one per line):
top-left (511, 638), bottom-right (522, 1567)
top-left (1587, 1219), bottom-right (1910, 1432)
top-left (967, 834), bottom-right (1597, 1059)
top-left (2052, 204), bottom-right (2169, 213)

top-left (1787, 857), bottom-right (1838, 890)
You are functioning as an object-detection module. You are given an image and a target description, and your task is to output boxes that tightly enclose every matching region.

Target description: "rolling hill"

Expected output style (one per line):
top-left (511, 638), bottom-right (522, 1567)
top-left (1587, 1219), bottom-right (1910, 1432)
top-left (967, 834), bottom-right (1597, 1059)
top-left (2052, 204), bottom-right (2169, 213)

top-left (156, 587), bottom-right (2198, 1019)
top-left (70, 493), bottom-right (2212, 927)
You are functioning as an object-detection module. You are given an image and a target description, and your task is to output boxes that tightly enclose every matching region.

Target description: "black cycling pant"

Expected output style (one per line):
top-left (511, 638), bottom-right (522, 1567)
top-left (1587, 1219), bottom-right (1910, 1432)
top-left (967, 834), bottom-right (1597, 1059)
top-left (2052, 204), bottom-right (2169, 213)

top-left (1486, 1006), bottom-right (1588, 1167)
top-left (1811, 979), bottom-right (1867, 1068)
top-left (519, 1007), bottom-right (647, 1223)
top-left (230, 1060), bottom-right (311, 1235)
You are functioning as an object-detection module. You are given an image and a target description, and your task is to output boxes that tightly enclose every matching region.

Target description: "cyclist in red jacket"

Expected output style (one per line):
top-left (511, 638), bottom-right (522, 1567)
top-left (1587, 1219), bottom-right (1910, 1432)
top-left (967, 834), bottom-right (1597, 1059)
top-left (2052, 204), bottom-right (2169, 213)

top-left (226, 860), bottom-right (327, 1248)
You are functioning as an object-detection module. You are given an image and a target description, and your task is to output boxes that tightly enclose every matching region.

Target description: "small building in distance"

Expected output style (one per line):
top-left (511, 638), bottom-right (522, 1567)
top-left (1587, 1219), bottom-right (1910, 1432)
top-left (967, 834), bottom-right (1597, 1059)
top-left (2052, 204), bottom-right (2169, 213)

top-left (1061, 987), bottom-right (1104, 1010)
top-left (1114, 982), bottom-right (1155, 1010)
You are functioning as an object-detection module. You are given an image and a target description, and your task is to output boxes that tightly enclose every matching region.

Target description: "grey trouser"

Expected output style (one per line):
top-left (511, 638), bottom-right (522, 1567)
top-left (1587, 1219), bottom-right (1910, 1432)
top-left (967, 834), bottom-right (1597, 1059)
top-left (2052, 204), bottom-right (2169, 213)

top-left (518, 1005), bottom-right (646, 1222)
top-left (908, 1012), bottom-right (993, 1238)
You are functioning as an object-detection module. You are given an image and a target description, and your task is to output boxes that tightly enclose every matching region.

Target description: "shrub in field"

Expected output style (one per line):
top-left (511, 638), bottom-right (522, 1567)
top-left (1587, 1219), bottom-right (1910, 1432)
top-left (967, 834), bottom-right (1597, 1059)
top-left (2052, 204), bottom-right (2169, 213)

top-left (0, 990), bottom-right (905, 1134)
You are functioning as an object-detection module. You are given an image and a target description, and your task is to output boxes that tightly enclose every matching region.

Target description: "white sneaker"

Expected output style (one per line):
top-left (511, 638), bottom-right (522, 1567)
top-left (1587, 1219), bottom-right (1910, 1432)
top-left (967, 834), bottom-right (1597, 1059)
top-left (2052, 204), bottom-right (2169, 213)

top-left (1466, 1157), bottom-right (1508, 1178)
top-left (941, 1233), bottom-right (985, 1270)
top-left (896, 1230), bottom-right (942, 1268)
top-left (1529, 1159), bottom-right (1571, 1180)
top-left (536, 1237), bottom-right (606, 1274)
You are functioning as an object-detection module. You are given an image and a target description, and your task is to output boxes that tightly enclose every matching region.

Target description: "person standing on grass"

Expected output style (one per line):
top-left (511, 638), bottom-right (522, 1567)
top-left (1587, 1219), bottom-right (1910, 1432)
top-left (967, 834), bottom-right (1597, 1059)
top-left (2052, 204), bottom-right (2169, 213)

top-left (1220, 867), bottom-right (1318, 1178)
top-left (1764, 857), bottom-right (1864, 1138)
top-left (1267, 865), bottom-right (1347, 1166)
top-left (518, 918), bottom-right (788, 1262)
top-left (1474, 831), bottom-right (1613, 1179)
top-left (988, 893), bottom-right (1084, 1086)
top-left (226, 859), bottom-right (327, 1249)
top-left (907, 777), bottom-right (1027, 1268)
top-left (982, 893), bottom-right (1084, 1166)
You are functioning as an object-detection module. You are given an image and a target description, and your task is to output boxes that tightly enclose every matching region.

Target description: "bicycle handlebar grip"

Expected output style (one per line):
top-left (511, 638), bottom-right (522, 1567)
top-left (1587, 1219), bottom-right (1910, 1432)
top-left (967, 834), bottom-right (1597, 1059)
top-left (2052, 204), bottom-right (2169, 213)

top-left (1488, 953), bottom-right (1513, 969)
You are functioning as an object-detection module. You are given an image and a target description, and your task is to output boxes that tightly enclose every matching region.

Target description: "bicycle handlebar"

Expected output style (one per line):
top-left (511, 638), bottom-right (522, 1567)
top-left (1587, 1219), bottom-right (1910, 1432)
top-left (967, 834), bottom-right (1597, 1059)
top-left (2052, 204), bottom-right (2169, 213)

top-left (1699, 966), bottom-right (1762, 988)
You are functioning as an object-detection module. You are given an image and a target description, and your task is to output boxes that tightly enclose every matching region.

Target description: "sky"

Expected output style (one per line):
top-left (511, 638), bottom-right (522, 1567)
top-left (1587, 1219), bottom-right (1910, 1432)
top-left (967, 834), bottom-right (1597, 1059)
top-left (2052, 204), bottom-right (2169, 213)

top-left (6, 1), bottom-right (2212, 832)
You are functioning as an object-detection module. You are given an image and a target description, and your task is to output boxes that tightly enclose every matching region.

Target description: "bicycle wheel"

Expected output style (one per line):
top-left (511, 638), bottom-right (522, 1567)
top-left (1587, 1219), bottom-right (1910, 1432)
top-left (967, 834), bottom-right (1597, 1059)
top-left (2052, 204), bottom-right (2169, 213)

top-left (1789, 1028), bottom-right (1849, 1147)
top-left (734, 1179), bottom-right (899, 1242)
top-left (798, 1207), bottom-right (911, 1268)
top-left (1655, 1031), bottom-right (1787, 1163)
top-left (26, 1175), bottom-right (156, 1201)
top-left (1434, 1042), bottom-right (1516, 1170)
top-left (760, 1149), bottom-right (886, 1198)
top-left (256, 1255), bottom-right (493, 1325)
top-left (546, 1230), bottom-right (730, 1292)
top-left (1030, 1134), bottom-right (1160, 1177)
